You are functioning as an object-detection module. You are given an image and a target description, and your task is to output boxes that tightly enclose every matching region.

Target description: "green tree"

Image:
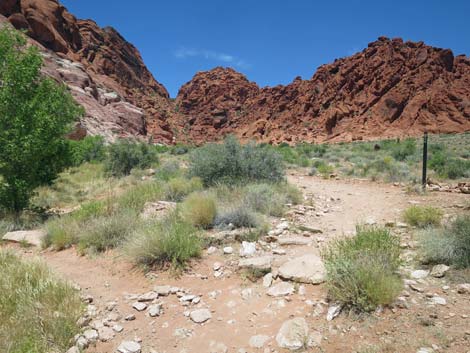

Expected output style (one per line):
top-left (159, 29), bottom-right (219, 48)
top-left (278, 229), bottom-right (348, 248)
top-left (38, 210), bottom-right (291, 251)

top-left (0, 27), bottom-right (83, 213)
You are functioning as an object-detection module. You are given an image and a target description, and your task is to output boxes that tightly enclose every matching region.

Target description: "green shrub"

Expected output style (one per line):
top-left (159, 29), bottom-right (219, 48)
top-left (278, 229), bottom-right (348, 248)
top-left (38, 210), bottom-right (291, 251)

top-left (181, 192), bottom-right (217, 228)
top-left (0, 250), bottom-right (83, 353)
top-left (104, 140), bottom-right (158, 177)
top-left (68, 136), bottom-right (106, 166)
top-left (214, 205), bottom-right (260, 229)
top-left (163, 177), bottom-right (203, 202)
top-left (420, 215), bottom-right (470, 268)
top-left (403, 205), bottom-right (443, 228)
top-left (322, 226), bottom-right (402, 312)
top-left (243, 183), bottom-right (286, 216)
top-left (189, 135), bottom-right (284, 186)
top-left (117, 181), bottom-right (163, 212)
top-left (0, 28), bottom-right (83, 212)
top-left (126, 213), bottom-right (201, 269)
top-left (43, 216), bottom-right (80, 250)
top-left (71, 200), bottom-right (107, 221)
top-left (155, 160), bottom-right (181, 181)
top-left (390, 138), bottom-right (416, 161)
top-left (78, 209), bottom-right (138, 252)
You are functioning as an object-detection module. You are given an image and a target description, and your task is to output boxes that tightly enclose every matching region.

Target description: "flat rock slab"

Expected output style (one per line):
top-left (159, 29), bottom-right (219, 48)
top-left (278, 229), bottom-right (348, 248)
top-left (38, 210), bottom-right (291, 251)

top-left (238, 256), bottom-right (273, 271)
top-left (190, 308), bottom-right (212, 323)
top-left (278, 237), bottom-right (312, 246)
top-left (279, 254), bottom-right (326, 284)
top-left (117, 341), bottom-right (141, 353)
top-left (2, 230), bottom-right (45, 247)
top-left (276, 317), bottom-right (309, 351)
top-left (267, 282), bottom-right (295, 297)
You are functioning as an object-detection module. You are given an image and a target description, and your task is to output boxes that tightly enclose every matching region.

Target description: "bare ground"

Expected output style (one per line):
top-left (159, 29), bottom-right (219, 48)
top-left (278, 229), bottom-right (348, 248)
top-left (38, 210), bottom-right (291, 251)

top-left (11, 173), bottom-right (470, 353)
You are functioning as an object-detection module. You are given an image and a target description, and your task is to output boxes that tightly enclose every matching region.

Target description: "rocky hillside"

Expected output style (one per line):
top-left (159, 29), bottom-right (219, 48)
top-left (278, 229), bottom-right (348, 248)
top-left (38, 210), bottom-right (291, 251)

top-left (1, 1), bottom-right (469, 144)
top-left (0, 0), bottom-right (174, 142)
top-left (177, 37), bottom-right (470, 144)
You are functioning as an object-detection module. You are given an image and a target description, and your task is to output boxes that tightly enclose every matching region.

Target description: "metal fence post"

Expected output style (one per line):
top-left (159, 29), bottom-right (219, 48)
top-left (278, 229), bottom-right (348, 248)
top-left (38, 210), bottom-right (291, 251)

top-left (422, 132), bottom-right (428, 190)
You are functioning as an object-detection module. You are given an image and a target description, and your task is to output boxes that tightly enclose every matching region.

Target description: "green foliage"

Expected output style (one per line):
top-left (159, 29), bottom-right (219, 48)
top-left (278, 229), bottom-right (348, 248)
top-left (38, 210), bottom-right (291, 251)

top-left (242, 183), bottom-right (299, 217)
top-left (322, 226), bottom-right (402, 312)
top-left (403, 205), bottom-right (443, 228)
top-left (43, 216), bottom-right (80, 250)
top-left (180, 192), bottom-right (217, 229)
top-left (126, 213), bottom-right (201, 270)
top-left (104, 140), bottom-right (158, 177)
top-left (68, 136), bottom-right (106, 166)
top-left (117, 181), bottom-right (163, 212)
top-left (0, 250), bottom-right (83, 353)
top-left (155, 160), bottom-right (181, 181)
top-left (420, 215), bottom-right (470, 268)
top-left (214, 205), bottom-right (260, 229)
top-left (163, 177), bottom-right (203, 202)
top-left (0, 27), bottom-right (83, 212)
top-left (189, 135), bottom-right (285, 186)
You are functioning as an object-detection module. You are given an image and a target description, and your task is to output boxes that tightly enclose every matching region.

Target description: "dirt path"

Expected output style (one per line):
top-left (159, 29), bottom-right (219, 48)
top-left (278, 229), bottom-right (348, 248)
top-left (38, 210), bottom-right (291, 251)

top-left (18, 175), bottom-right (470, 352)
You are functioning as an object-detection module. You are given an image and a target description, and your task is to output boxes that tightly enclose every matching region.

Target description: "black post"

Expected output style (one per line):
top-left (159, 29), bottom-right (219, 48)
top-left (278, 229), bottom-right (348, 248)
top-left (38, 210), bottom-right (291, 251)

top-left (422, 132), bottom-right (428, 190)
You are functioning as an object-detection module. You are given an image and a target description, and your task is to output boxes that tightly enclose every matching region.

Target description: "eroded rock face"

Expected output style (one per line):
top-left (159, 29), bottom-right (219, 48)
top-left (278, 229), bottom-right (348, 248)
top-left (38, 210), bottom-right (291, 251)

top-left (0, 0), bottom-right (173, 143)
top-left (176, 38), bottom-right (470, 144)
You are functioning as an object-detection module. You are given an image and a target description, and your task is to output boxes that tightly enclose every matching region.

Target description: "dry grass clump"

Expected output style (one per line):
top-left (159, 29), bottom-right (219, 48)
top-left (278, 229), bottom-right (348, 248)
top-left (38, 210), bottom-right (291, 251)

top-left (403, 205), bottom-right (443, 228)
top-left (180, 192), bottom-right (217, 229)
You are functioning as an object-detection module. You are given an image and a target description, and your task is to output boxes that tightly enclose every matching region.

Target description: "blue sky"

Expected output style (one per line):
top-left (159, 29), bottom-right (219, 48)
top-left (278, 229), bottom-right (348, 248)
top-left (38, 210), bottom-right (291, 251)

top-left (61, 0), bottom-right (470, 97)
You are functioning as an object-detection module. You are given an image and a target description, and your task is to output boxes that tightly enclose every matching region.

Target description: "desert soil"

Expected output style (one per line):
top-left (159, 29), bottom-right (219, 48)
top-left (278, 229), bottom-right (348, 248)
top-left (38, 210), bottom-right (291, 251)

top-left (12, 173), bottom-right (470, 353)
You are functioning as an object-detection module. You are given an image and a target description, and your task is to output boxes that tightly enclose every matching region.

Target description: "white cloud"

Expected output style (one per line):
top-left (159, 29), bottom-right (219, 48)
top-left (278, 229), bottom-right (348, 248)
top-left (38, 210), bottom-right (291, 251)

top-left (174, 47), bottom-right (250, 68)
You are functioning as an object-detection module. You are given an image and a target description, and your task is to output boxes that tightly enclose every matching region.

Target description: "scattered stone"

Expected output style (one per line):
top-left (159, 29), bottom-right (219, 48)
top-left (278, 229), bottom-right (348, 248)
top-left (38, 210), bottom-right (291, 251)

top-left (209, 341), bottom-right (228, 353)
top-left (263, 273), bottom-right (273, 288)
top-left (97, 326), bottom-right (114, 342)
top-left (83, 329), bottom-right (99, 342)
top-left (249, 335), bottom-right (270, 348)
top-left (207, 246), bottom-right (218, 255)
top-left (267, 282), bottom-right (295, 297)
top-left (430, 264), bottom-right (449, 278)
top-left (113, 324), bottom-right (124, 333)
top-left (278, 254), bottom-right (325, 284)
top-left (117, 341), bottom-right (142, 353)
top-left (457, 283), bottom-right (470, 294)
top-left (276, 317), bottom-right (310, 351)
top-left (190, 309), bottom-right (212, 323)
top-left (132, 302), bottom-right (147, 311)
top-left (223, 246), bottom-right (233, 254)
top-left (67, 347), bottom-right (80, 353)
top-left (278, 237), bottom-right (312, 246)
top-left (213, 262), bottom-right (223, 271)
top-left (240, 241), bottom-right (256, 257)
top-left (272, 248), bottom-right (286, 255)
top-left (417, 348), bottom-right (433, 353)
top-left (138, 291), bottom-right (158, 302)
top-left (241, 288), bottom-right (254, 300)
top-left (430, 296), bottom-right (447, 305)
top-left (125, 314), bottom-right (136, 321)
top-left (238, 256), bottom-right (273, 271)
top-left (326, 304), bottom-right (342, 321)
top-left (180, 295), bottom-right (197, 302)
top-left (2, 229), bottom-right (45, 247)
top-left (148, 303), bottom-right (163, 317)
top-left (154, 285), bottom-right (172, 296)
top-left (410, 270), bottom-right (429, 279)
top-left (174, 327), bottom-right (194, 339)
top-left (76, 336), bottom-right (88, 349)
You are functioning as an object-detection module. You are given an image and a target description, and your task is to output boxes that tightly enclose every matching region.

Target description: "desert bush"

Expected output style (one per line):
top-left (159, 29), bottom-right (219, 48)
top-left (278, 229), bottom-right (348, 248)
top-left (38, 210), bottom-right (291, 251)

top-left (43, 216), bottom-right (80, 250)
top-left (163, 177), bottom-right (203, 202)
top-left (420, 215), bottom-right (470, 268)
top-left (390, 138), bottom-right (417, 161)
top-left (68, 136), bottom-right (106, 166)
top-left (117, 181), bottom-right (163, 212)
top-left (243, 183), bottom-right (286, 217)
top-left (403, 205), bottom-right (443, 228)
top-left (104, 140), bottom-right (158, 177)
top-left (189, 135), bottom-right (284, 186)
top-left (155, 160), bottom-right (181, 181)
top-left (78, 209), bottom-right (138, 252)
top-left (180, 192), bottom-right (217, 228)
top-left (126, 213), bottom-right (201, 269)
top-left (214, 205), bottom-right (260, 229)
top-left (322, 226), bottom-right (402, 312)
top-left (0, 250), bottom-right (83, 353)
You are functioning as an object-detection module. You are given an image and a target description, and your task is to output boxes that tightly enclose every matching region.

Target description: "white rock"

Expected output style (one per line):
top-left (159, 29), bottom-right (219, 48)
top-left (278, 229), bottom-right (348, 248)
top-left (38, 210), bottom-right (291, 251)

top-left (153, 285), bottom-right (172, 296)
top-left (97, 326), bottom-right (114, 342)
top-left (267, 282), bottom-right (295, 297)
top-left (240, 241), bottom-right (257, 257)
top-left (238, 256), bottom-right (273, 271)
top-left (410, 270), bottom-right (429, 279)
top-left (241, 288), bottom-right (254, 300)
top-left (272, 248), bottom-right (286, 255)
top-left (277, 221), bottom-right (290, 231)
top-left (213, 262), bottom-right (223, 271)
top-left (430, 296), bottom-right (447, 305)
top-left (457, 283), bottom-right (470, 294)
top-left (326, 304), bottom-right (342, 321)
top-left (276, 317), bottom-right (309, 351)
top-left (278, 254), bottom-right (325, 284)
top-left (148, 303), bottom-right (163, 317)
top-left (2, 229), bottom-right (45, 247)
top-left (180, 295), bottom-right (197, 302)
top-left (113, 324), bottom-right (124, 333)
top-left (223, 246), bottom-right (233, 254)
top-left (189, 309), bottom-right (212, 323)
top-left (83, 329), bottom-right (99, 342)
top-left (430, 264), bottom-right (449, 278)
top-left (132, 302), bottom-right (147, 311)
top-left (249, 335), bottom-right (270, 348)
top-left (117, 341), bottom-right (141, 353)
top-left (417, 348), bottom-right (433, 353)
top-left (138, 291), bottom-right (158, 302)
top-left (67, 347), bottom-right (80, 353)
top-left (278, 237), bottom-right (312, 246)
top-left (263, 273), bottom-right (273, 288)
top-left (207, 246), bottom-right (218, 254)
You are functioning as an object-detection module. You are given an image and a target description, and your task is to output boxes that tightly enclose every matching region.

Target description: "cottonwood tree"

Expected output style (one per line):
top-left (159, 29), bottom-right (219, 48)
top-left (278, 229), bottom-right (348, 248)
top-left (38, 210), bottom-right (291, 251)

top-left (0, 27), bottom-right (83, 213)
